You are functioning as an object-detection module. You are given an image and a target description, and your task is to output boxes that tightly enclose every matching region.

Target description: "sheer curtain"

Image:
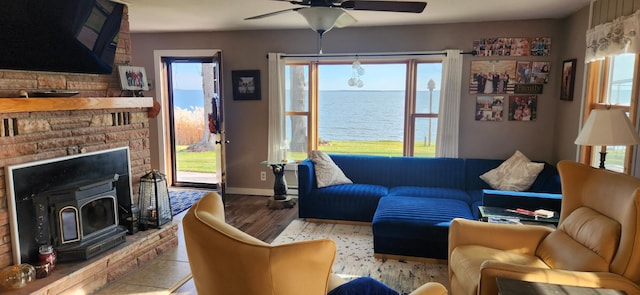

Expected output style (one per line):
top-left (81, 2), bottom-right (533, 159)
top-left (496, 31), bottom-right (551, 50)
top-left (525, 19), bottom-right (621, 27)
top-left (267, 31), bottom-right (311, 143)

top-left (267, 52), bottom-right (287, 163)
top-left (586, 9), bottom-right (640, 63)
top-left (435, 49), bottom-right (463, 158)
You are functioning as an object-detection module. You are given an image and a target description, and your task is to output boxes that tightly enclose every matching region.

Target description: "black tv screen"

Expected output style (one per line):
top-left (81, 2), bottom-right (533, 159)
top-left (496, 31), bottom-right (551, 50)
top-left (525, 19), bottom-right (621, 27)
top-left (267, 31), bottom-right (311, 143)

top-left (0, 0), bottom-right (124, 74)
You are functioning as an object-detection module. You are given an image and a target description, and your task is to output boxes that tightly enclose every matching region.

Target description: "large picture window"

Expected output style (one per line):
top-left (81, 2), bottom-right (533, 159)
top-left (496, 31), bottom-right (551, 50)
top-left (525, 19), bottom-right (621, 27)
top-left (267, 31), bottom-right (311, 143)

top-left (285, 58), bottom-right (443, 160)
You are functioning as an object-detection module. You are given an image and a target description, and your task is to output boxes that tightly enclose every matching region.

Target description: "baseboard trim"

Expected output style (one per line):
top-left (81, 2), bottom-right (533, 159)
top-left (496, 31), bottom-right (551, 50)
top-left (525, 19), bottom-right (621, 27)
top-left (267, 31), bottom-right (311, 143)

top-left (226, 187), bottom-right (272, 196)
top-left (226, 187), bottom-right (299, 197)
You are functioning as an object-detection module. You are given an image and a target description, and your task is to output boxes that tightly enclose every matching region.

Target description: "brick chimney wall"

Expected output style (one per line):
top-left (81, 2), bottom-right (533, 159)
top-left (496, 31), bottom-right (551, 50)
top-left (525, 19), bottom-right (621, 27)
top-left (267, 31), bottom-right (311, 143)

top-left (0, 6), bottom-right (152, 267)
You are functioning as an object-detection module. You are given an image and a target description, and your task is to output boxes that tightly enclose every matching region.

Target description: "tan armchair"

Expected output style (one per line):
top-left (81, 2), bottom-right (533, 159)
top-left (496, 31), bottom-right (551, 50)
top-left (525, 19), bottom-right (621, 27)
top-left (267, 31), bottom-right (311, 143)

top-left (183, 192), bottom-right (448, 295)
top-left (448, 160), bottom-right (640, 295)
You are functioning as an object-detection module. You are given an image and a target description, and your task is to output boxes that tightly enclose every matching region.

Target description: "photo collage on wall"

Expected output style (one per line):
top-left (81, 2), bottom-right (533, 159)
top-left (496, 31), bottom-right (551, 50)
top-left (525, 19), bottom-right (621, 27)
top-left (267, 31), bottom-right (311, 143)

top-left (471, 37), bottom-right (550, 122)
top-left (476, 95), bottom-right (504, 121)
top-left (472, 37), bottom-right (551, 57)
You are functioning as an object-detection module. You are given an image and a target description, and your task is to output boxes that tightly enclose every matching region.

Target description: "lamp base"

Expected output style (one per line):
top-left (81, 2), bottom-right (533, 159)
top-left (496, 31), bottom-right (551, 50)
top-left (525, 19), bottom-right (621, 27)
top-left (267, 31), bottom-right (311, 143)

top-left (598, 151), bottom-right (607, 169)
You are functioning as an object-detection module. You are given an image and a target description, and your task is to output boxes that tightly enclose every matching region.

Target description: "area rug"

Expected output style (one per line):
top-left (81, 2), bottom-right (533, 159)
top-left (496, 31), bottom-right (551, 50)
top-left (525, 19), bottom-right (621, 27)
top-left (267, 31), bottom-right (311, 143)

top-left (169, 188), bottom-right (209, 216)
top-left (271, 220), bottom-right (450, 294)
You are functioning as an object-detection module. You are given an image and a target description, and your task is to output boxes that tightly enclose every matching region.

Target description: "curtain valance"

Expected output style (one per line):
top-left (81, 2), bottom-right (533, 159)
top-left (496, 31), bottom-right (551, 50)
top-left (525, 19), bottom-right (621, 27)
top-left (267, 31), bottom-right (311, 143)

top-left (586, 9), bottom-right (640, 63)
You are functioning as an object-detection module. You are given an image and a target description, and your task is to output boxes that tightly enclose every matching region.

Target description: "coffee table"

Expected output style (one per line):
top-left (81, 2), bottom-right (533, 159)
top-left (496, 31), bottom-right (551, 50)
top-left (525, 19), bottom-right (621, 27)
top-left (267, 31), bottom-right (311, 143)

top-left (478, 206), bottom-right (559, 226)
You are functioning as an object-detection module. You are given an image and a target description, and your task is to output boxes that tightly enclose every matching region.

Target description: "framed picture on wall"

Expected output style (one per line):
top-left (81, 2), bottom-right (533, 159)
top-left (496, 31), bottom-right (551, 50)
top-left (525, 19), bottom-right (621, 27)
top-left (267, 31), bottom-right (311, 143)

top-left (509, 95), bottom-right (537, 121)
top-left (118, 65), bottom-right (149, 91)
top-left (560, 59), bottom-right (576, 101)
top-left (232, 70), bottom-right (261, 100)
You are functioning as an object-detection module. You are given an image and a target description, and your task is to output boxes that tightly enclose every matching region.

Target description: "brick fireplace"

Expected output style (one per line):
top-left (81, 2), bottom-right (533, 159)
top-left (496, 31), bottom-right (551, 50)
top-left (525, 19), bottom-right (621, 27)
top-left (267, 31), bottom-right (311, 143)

top-left (0, 6), bottom-right (178, 294)
top-left (0, 5), bottom-right (142, 269)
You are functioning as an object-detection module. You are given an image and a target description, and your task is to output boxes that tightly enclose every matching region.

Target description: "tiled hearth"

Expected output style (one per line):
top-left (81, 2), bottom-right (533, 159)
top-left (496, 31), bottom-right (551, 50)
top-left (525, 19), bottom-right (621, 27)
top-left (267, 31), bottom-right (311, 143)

top-left (1, 222), bottom-right (178, 295)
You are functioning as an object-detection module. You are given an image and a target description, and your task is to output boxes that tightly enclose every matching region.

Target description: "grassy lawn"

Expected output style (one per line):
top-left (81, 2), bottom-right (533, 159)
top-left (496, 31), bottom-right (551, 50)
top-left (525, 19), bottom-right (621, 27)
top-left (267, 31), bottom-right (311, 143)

top-left (290, 140), bottom-right (436, 161)
top-left (176, 145), bottom-right (216, 173)
top-left (176, 141), bottom-right (437, 173)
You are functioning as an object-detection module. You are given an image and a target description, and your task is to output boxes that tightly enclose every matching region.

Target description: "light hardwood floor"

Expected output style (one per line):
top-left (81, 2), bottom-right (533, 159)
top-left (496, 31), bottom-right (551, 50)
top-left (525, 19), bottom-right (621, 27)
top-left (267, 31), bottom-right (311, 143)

top-left (172, 193), bottom-right (298, 294)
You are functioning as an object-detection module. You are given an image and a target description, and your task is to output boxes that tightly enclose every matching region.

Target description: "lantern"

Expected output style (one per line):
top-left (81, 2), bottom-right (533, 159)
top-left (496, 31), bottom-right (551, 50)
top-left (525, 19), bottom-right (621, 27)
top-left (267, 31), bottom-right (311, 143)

top-left (138, 170), bottom-right (172, 229)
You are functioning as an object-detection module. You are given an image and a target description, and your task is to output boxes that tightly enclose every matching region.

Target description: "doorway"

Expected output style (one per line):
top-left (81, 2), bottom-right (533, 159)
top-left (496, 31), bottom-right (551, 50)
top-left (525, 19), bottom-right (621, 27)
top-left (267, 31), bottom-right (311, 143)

top-left (164, 56), bottom-right (223, 189)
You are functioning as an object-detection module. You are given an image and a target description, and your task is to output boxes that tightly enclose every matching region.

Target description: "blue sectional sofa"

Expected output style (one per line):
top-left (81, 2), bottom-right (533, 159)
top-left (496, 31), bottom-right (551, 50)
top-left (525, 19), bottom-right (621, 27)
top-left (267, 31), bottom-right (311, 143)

top-left (297, 154), bottom-right (562, 259)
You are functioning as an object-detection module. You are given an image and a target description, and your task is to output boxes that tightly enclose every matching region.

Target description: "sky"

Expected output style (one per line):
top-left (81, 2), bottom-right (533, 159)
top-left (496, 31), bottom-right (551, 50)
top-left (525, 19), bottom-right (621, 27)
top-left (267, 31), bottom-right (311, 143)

top-left (172, 63), bottom-right (203, 90)
top-left (296, 62), bottom-right (443, 91)
top-left (170, 61), bottom-right (443, 91)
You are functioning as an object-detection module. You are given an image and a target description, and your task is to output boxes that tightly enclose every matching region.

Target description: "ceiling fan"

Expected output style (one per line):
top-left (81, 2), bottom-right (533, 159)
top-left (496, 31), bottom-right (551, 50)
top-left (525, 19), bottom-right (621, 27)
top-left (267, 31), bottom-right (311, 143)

top-left (246, 0), bottom-right (427, 36)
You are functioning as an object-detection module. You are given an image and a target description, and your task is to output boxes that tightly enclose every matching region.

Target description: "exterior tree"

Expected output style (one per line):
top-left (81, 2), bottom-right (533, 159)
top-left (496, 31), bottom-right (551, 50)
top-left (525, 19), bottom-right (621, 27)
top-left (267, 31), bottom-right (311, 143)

top-left (289, 66), bottom-right (308, 153)
top-left (186, 62), bottom-right (216, 152)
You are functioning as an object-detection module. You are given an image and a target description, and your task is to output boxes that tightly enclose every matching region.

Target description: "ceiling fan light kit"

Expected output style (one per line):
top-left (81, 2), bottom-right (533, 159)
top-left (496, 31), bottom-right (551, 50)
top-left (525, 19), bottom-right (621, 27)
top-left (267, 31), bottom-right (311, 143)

top-left (297, 7), bottom-right (354, 35)
top-left (246, 0), bottom-right (426, 52)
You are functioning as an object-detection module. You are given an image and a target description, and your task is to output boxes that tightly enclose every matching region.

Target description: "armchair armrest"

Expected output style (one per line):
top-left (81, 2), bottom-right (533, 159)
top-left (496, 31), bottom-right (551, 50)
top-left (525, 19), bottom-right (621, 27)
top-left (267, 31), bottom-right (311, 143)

top-left (478, 260), bottom-right (640, 295)
top-left (297, 159), bottom-right (316, 198)
top-left (409, 282), bottom-right (449, 295)
top-left (271, 239), bottom-right (337, 294)
top-left (449, 218), bottom-right (552, 256)
top-left (483, 189), bottom-right (562, 213)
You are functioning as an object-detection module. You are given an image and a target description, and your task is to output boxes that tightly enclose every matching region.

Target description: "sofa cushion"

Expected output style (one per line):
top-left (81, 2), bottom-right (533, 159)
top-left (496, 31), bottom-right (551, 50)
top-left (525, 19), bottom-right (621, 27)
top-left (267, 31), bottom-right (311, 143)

top-left (479, 150), bottom-right (544, 191)
top-left (310, 150), bottom-right (352, 188)
top-left (300, 184), bottom-right (389, 222)
top-left (373, 196), bottom-right (474, 259)
top-left (536, 206), bottom-right (621, 272)
top-left (529, 163), bottom-right (562, 193)
top-left (388, 186), bottom-right (471, 203)
top-left (329, 154), bottom-right (392, 186)
top-left (388, 157), bottom-right (466, 189)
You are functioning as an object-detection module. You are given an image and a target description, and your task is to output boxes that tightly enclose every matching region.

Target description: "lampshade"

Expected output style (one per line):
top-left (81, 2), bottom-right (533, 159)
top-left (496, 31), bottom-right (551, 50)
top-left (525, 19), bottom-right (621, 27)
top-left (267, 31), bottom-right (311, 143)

top-left (575, 109), bottom-right (640, 146)
top-left (297, 7), bottom-right (357, 35)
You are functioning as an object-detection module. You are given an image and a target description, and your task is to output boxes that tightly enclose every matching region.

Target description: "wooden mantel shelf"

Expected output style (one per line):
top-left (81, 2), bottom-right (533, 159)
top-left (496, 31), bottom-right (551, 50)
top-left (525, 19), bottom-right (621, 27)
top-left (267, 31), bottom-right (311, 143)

top-left (0, 96), bottom-right (153, 114)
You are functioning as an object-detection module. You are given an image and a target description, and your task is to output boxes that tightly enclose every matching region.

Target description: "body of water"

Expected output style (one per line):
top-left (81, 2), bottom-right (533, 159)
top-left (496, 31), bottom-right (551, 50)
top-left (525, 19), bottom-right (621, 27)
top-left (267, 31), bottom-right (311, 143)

top-left (174, 89), bottom-right (441, 142)
top-left (317, 90), bottom-right (440, 141)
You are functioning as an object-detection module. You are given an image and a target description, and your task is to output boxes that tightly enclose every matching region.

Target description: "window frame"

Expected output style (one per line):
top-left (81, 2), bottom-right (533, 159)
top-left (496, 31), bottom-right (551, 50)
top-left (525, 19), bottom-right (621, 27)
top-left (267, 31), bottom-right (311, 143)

top-left (284, 57), bottom-right (444, 158)
top-left (581, 54), bottom-right (640, 174)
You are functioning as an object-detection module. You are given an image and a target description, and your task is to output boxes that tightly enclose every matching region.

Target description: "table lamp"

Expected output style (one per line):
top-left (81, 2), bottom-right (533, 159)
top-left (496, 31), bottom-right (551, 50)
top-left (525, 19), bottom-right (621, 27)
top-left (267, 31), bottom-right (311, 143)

top-left (575, 108), bottom-right (640, 169)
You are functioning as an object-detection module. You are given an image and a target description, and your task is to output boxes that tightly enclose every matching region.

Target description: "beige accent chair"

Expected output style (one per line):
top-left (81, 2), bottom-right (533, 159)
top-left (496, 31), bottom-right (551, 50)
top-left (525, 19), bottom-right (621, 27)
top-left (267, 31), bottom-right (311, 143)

top-left (183, 192), bottom-right (448, 295)
top-left (448, 160), bottom-right (640, 295)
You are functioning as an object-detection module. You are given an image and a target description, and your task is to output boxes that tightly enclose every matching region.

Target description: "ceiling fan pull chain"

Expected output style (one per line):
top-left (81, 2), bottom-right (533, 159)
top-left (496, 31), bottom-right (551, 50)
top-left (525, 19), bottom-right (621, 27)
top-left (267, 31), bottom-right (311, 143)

top-left (317, 31), bottom-right (324, 54)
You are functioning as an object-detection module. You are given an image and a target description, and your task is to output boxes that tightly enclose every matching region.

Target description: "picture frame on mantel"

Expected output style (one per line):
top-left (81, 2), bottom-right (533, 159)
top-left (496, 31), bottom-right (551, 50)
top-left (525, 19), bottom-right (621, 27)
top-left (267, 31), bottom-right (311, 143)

top-left (560, 59), bottom-right (576, 101)
top-left (232, 70), bottom-right (261, 100)
top-left (118, 65), bottom-right (149, 91)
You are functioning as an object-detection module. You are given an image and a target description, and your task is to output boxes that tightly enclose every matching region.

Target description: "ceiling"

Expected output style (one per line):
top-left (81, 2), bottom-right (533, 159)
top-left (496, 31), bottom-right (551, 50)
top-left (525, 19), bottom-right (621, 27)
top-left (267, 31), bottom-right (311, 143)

top-left (117, 0), bottom-right (592, 33)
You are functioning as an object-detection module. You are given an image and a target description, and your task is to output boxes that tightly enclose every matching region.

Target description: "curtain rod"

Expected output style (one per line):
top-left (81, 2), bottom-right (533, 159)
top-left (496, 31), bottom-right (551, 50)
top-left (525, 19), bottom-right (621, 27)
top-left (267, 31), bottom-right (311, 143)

top-left (267, 50), bottom-right (477, 59)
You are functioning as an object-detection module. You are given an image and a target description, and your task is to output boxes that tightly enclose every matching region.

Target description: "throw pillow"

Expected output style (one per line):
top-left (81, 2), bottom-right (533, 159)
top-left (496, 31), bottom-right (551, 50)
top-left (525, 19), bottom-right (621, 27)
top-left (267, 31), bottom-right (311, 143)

top-left (309, 150), bottom-right (352, 188)
top-left (327, 277), bottom-right (399, 295)
top-left (479, 150), bottom-right (544, 191)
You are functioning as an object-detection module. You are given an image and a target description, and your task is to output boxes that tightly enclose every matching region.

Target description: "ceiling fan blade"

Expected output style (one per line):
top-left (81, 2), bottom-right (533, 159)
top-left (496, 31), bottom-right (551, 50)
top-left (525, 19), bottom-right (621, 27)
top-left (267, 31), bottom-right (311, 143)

top-left (245, 8), bottom-right (300, 20)
top-left (340, 1), bottom-right (427, 13)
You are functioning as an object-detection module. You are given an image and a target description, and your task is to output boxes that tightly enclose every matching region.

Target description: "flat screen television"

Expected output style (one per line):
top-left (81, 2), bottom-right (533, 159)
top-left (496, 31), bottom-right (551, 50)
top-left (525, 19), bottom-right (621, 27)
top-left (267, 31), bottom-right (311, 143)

top-left (0, 0), bottom-right (124, 74)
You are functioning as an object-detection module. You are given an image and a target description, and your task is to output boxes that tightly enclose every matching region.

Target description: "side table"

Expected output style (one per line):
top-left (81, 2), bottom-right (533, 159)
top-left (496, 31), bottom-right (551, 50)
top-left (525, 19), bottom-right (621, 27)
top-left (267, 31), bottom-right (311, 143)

top-left (260, 160), bottom-right (297, 209)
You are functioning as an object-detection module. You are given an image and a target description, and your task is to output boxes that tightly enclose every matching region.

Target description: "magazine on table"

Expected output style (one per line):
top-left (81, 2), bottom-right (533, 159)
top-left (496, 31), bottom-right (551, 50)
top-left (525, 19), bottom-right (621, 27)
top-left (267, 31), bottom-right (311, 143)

top-left (487, 215), bottom-right (522, 224)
